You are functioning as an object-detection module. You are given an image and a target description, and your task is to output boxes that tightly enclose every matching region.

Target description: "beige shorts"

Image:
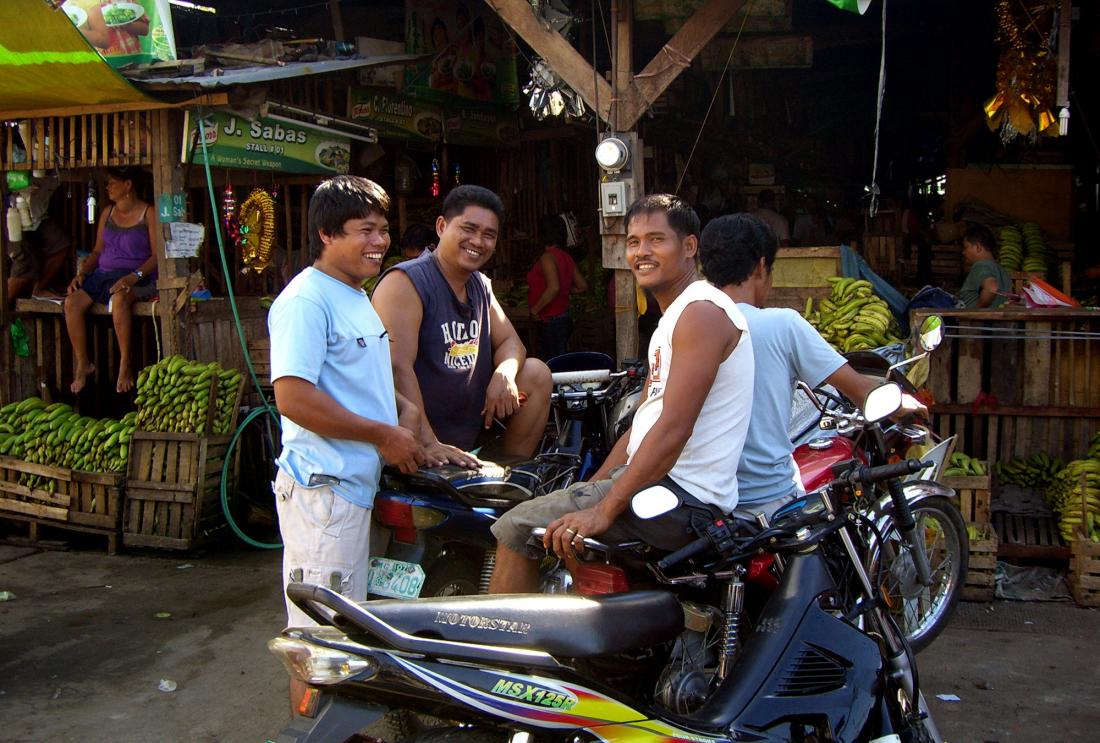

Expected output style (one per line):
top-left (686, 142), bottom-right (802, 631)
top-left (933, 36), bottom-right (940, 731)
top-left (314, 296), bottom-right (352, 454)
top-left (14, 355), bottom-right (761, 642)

top-left (274, 468), bottom-right (372, 629)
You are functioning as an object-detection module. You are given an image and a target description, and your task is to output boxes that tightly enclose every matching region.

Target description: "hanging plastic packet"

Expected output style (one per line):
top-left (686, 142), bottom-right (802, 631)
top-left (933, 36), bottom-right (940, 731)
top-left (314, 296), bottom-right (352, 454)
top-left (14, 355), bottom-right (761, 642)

top-left (10, 317), bottom-right (30, 357)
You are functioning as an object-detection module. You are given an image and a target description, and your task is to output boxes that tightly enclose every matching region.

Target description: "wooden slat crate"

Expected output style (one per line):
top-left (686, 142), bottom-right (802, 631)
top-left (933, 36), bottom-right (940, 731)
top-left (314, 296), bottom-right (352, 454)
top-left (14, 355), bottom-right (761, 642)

top-left (1069, 530), bottom-right (1100, 607)
top-left (943, 469), bottom-right (992, 525)
top-left (247, 337), bottom-right (272, 385)
top-left (767, 246), bottom-right (841, 313)
top-left (0, 456), bottom-right (123, 553)
top-left (123, 432), bottom-right (234, 550)
top-left (962, 523), bottom-right (999, 602)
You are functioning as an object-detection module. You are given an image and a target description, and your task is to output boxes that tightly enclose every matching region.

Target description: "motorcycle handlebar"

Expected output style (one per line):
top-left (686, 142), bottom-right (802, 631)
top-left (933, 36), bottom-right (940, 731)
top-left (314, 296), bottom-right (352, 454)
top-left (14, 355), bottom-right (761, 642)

top-left (657, 534), bottom-right (710, 571)
top-left (551, 369), bottom-right (612, 385)
top-left (843, 458), bottom-right (928, 486)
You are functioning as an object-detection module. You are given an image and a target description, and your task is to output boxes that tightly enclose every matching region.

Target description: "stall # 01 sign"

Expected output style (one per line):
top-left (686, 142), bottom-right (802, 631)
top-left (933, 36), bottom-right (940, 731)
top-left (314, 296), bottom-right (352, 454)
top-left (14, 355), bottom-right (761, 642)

top-left (182, 112), bottom-right (351, 175)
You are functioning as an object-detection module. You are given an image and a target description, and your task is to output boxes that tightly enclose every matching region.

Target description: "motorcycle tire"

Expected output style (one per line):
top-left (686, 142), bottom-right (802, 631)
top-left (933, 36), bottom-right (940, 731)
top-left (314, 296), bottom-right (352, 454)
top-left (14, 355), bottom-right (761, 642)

top-left (867, 496), bottom-right (968, 654)
top-left (422, 556), bottom-right (482, 597)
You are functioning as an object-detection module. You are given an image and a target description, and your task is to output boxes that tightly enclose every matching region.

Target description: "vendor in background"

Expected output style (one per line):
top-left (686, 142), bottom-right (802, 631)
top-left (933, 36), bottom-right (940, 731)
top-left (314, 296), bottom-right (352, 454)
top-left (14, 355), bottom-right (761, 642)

top-left (65, 167), bottom-right (158, 395)
top-left (6, 174), bottom-right (70, 304)
top-left (527, 214), bottom-right (588, 360)
top-left (400, 222), bottom-right (437, 260)
top-left (751, 190), bottom-right (790, 246)
top-left (959, 223), bottom-right (1010, 309)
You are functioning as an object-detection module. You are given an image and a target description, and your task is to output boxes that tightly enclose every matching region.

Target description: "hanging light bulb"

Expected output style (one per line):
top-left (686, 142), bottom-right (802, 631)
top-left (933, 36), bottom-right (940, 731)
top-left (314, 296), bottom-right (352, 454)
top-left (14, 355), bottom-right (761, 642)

top-left (430, 158), bottom-right (441, 198)
top-left (86, 178), bottom-right (97, 224)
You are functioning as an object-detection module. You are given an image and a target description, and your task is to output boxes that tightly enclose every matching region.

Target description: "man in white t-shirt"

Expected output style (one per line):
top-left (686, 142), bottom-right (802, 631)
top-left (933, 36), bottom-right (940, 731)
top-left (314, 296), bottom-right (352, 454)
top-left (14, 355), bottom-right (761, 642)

top-left (489, 195), bottom-right (754, 593)
top-left (699, 213), bottom-right (923, 518)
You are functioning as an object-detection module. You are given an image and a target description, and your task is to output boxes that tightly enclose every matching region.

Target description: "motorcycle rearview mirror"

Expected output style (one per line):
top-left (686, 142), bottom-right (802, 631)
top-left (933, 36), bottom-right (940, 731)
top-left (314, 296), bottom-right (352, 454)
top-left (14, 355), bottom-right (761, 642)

top-left (917, 314), bottom-right (944, 353)
top-left (864, 382), bottom-right (903, 423)
top-left (631, 485), bottom-right (681, 519)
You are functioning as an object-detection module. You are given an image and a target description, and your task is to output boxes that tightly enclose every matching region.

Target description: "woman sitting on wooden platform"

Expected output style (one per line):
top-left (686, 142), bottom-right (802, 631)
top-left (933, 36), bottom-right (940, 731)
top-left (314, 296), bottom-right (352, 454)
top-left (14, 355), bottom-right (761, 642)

top-left (64, 167), bottom-right (158, 394)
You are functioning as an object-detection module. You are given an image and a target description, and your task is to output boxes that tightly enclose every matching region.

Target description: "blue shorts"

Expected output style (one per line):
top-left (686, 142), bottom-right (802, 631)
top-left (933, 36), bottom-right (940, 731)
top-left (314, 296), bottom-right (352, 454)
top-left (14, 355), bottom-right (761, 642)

top-left (80, 268), bottom-right (157, 305)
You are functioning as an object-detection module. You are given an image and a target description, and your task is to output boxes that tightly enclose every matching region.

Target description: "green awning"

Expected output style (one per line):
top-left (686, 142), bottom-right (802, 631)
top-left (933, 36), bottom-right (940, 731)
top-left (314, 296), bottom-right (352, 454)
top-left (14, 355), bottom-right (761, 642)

top-left (0, 0), bottom-right (154, 116)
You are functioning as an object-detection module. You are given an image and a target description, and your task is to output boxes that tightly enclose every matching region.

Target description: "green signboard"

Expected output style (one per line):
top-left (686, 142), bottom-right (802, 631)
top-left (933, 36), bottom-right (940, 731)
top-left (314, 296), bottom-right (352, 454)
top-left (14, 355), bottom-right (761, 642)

top-left (442, 103), bottom-right (519, 148)
top-left (348, 87), bottom-right (444, 144)
top-left (182, 111), bottom-right (351, 175)
top-left (157, 192), bottom-right (186, 223)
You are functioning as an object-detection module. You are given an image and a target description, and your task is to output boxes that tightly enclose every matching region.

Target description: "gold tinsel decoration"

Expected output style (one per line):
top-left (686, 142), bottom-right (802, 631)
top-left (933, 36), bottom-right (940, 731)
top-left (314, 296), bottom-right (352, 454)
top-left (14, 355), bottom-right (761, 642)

top-left (984, 0), bottom-right (1059, 144)
top-left (238, 188), bottom-right (276, 274)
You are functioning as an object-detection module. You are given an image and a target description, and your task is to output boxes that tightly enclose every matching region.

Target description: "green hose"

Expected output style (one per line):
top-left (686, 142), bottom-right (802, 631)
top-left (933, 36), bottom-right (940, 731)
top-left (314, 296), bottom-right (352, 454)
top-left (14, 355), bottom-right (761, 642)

top-left (196, 114), bottom-right (282, 549)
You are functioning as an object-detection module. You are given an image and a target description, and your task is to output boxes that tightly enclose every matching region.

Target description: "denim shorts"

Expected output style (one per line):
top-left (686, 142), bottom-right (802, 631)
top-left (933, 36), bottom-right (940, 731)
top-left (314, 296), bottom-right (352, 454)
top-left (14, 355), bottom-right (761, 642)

top-left (80, 268), bottom-right (157, 305)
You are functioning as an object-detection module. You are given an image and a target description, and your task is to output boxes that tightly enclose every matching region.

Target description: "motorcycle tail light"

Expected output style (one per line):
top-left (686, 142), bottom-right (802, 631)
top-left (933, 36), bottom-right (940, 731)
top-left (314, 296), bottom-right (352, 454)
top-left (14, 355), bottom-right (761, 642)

top-left (746, 554), bottom-right (779, 590)
top-left (269, 636), bottom-right (378, 686)
top-left (572, 562), bottom-right (630, 595)
top-left (296, 686), bottom-right (321, 718)
top-left (374, 496), bottom-right (445, 543)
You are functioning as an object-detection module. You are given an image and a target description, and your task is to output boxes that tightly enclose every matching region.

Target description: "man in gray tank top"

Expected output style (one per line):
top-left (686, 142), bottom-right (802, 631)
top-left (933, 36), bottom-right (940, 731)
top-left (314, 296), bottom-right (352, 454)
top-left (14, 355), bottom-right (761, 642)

top-left (373, 186), bottom-right (551, 462)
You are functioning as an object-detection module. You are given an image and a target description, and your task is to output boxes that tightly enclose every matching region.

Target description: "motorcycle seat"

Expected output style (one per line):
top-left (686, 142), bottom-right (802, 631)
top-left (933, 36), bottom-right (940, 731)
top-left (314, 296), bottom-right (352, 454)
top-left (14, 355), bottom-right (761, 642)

top-left (365, 590), bottom-right (684, 658)
top-left (383, 463), bottom-right (538, 506)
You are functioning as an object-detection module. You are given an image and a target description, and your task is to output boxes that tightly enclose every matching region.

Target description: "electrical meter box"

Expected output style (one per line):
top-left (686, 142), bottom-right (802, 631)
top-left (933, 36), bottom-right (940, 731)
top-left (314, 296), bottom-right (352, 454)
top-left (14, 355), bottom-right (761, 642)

top-left (600, 181), bottom-right (629, 217)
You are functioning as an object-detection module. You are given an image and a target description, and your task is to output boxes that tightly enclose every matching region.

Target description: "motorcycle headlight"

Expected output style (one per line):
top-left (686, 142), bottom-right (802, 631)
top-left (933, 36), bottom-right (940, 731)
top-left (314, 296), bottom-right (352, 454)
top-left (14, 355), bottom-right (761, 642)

top-left (268, 635), bottom-right (379, 685)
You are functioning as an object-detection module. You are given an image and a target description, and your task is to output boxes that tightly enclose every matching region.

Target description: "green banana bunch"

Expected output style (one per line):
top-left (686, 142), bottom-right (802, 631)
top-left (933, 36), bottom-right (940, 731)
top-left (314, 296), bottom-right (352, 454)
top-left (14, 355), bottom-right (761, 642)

top-left (0, 397), bottom-right (137, 488)
top-left (997, 222), bottom-right (1049, 275)
top-left (804, 277), bottom-right (903, 353)
top-left (995, 452), bottom-right (1065, 489)
top-left (942, 451), bottom-right (987, 477)
top-left (1046, 459), bottom-right (1100, 544)
top-left (1087, 430), bottom-right (1100, 461)
top-left (135, 356), bottom-right (243, 436)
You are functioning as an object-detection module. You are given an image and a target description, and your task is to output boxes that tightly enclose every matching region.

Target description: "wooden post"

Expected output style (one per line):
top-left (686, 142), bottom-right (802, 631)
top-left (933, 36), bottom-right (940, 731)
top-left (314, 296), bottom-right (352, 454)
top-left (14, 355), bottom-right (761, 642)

top-left (329, 0), bottom-right (346, 43)
top-left (150, 110), bottom-right (187, 358)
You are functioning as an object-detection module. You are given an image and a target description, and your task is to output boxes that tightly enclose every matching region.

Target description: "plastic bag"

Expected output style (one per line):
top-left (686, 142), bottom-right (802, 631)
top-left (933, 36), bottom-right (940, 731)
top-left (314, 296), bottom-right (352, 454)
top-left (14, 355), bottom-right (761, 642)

top-left (1021, 278), bottom-right (1079, 308)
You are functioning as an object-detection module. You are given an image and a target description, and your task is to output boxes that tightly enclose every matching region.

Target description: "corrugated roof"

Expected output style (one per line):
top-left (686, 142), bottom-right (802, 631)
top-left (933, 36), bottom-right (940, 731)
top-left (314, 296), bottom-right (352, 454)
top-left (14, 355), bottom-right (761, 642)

top-left (135, 54), bottom-right (426, 90)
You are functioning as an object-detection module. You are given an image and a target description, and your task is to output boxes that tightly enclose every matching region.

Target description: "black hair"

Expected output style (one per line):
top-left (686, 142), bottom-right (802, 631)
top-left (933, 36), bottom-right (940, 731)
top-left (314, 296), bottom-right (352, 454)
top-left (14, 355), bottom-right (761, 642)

top-left (539, 214), bottom-right (567, 247)
top-left (308, 175), bottom-right (390, 260)
top-left (963, 223), bottom-right (996, 254)
top-left (757, 189), bottom-right (776, 207)
top-left (106, 166), bottom-right (151, 202)
top-left (441, 184), bottom-right (504, 223)
top-left (400, 222), bottom-right (436, 251)
top-left (624, 193), bottom-right (700, 240)
top-left (699, 213), bottom-right (778, 287)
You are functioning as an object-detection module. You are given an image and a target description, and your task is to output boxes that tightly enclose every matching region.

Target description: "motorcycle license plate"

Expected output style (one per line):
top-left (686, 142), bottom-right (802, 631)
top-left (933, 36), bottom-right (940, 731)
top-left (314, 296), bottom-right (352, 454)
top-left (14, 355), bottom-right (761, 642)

top-left (367, 557), bottom-right (425, 600)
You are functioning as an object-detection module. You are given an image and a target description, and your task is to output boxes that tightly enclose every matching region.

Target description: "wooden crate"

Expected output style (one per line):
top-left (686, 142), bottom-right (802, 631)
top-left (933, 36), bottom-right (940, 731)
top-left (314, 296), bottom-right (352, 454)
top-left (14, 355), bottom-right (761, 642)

top-left (0, 456), bottom-right (123, 553)
top-left (123, 432), bottom-right (233, 550)
top-left (767, 247), bottom-right (841, 313)
top-left (1068, 529), bottom-right (1100, 607)
top-left (942, 469), bottom-right (992, 525)
top-left (962, 522), bottom-right (999, 602)
top-left (247, 337), bottom-right (272, 384)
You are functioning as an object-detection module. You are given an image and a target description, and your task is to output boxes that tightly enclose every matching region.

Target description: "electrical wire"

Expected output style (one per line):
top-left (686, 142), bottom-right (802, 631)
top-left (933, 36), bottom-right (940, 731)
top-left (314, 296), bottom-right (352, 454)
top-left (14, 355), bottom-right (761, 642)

top-left (675, 3), bottom-right (754, 196)
top-left (196, 114), bottom-right (282, 550)
top-left (868, 0), bottom-right (888, 217)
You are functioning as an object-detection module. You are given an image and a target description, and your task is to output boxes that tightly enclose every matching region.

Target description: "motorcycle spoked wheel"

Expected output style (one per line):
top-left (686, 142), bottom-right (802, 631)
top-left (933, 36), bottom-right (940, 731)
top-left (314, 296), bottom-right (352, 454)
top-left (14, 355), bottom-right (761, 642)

top-left (866, 496), bottom-right (968, 654)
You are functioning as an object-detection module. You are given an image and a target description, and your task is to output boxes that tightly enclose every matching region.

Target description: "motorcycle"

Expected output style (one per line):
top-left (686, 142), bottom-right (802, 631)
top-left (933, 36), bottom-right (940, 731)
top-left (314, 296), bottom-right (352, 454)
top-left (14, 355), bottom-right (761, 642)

top-left (270, 382), bottom-right (942, 743)
top-left (366, 353), bottom-right (645, 599)
top-left (788, 315), bottom-right (967, 652)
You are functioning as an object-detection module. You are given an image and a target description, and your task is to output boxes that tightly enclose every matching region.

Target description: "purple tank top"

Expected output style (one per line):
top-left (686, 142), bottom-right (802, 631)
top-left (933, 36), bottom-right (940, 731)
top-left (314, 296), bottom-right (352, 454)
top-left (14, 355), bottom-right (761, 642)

top-left (386, 253), bottom-right (494, 451)
top-left (98, 206), bottom-right (153, 272)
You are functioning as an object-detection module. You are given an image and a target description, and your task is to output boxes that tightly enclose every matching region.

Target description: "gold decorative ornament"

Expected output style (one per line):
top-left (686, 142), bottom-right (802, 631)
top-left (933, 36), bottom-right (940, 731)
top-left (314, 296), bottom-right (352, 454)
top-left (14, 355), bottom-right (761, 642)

top-left (984, 0), bottom-right (1059, 144)
top-left (237, 188), bottom-right (276, 274)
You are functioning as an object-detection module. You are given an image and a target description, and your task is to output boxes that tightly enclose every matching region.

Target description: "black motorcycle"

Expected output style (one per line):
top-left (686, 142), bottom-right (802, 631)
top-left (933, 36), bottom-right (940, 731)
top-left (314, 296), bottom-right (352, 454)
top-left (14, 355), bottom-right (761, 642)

top-left (271, 382), bottom-right (942, 743)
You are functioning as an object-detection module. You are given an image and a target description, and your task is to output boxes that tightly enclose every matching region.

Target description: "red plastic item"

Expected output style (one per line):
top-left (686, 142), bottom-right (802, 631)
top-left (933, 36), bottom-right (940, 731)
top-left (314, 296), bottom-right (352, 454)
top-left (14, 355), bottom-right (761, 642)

top-left (746, 554), bottom-right (779, 590)
top-left (572, 562), bottom-right (631, 595)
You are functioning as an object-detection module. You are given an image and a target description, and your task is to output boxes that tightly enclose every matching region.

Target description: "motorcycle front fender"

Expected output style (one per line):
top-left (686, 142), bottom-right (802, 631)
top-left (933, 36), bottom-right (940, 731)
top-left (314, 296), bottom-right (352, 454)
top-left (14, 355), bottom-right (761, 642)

top-left (871, 480), bottom-right (957, 533)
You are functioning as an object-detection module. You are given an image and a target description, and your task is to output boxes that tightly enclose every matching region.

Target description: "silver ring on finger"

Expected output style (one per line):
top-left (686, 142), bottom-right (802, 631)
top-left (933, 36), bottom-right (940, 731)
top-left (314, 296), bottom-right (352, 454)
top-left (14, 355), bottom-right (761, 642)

top-left (575, 533), bottom-right (586, 541)
top-left (564, 528), bottom-right (576, 536)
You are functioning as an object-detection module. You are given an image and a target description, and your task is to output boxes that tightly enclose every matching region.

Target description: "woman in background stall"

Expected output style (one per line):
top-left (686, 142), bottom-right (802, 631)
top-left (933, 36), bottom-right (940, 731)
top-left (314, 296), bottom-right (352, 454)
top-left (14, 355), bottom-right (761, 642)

top-left (64, 166), bottom-right (158, 395)
top-left (527, 214), bottom-right (588, 360)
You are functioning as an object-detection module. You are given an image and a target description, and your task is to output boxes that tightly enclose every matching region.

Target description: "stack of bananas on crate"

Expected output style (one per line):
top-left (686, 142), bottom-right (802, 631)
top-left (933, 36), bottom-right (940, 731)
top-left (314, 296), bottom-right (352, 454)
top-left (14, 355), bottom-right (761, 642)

top-left (997, 222), bottom-right (1049, 275)
top-left (995, 452), bottom-right (1065, 488)
top-left (1089, 431), bottom-right (1100, 460)
top-left (1045, 459), bottom-right (1100, 544)
top-left (135, 356), bottom-right (243, 435)
top-left (942, 452), bottom-right (987, 477)
top-left (804, 278), bottom-right (904, 352)
top-left (0, 398), bottom-right (137, 491)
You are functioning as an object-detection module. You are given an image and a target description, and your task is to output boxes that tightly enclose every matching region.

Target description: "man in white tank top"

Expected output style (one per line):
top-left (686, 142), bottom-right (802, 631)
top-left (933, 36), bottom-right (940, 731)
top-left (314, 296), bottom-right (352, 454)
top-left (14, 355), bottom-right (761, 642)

top-left (489, 195), bottom-right (754, 593)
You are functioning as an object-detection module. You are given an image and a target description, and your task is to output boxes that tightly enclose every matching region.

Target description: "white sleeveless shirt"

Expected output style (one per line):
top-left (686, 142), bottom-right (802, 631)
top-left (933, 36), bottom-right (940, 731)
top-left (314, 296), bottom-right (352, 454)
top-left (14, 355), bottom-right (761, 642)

top-left (626, 280), bottom-right (754, 512)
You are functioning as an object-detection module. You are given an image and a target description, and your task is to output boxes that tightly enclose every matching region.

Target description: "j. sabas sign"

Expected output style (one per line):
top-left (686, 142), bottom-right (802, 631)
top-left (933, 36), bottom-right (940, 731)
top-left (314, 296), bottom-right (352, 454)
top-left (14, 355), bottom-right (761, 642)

top-left (182, 112), bottom-right (350, 175)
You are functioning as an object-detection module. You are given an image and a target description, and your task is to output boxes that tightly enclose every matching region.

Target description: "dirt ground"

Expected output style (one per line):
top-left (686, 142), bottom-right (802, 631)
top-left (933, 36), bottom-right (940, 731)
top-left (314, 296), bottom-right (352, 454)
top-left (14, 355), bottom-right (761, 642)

top-left (1, 542), bottom-right (1097, 742)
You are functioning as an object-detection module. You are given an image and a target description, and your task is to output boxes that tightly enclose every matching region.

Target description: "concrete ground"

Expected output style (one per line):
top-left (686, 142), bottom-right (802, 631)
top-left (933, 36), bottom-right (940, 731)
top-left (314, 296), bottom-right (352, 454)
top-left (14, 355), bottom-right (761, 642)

top-left (1, 541), bottom-right (1097, 743)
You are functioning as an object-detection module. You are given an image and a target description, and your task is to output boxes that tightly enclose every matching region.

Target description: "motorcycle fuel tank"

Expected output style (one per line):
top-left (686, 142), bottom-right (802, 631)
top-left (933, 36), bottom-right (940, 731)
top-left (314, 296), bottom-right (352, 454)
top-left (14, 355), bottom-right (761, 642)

top-left (794, 436), bottom-right (861, 492)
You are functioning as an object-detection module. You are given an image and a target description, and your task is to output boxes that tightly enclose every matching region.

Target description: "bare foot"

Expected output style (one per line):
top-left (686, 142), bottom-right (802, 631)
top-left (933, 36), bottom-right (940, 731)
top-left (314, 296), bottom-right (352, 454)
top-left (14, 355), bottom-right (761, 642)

top-left (116, 365), bottom-right (135, 394)
top-left (71, 362), bottom-right (95, 394)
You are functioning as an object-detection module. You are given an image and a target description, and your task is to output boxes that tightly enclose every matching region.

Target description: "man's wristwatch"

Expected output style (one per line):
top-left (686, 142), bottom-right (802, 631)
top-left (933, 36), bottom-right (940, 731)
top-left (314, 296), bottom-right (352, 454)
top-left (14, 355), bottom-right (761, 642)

top-left (132, 269), bottom-right (144, 280)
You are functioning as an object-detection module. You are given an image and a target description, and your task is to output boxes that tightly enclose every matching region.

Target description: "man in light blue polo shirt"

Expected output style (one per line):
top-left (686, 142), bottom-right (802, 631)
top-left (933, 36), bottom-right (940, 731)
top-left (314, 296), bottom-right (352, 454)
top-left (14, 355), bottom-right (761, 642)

top-left (269, 175), bottom-right (427, 628)
top-left (699, 213), bottom-right (922, 517)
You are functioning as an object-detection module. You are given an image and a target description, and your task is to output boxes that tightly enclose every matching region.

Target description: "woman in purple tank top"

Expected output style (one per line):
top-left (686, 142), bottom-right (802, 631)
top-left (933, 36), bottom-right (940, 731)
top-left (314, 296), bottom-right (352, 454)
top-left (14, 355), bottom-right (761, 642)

top-left (64, 167), bottom-right (159, 394)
